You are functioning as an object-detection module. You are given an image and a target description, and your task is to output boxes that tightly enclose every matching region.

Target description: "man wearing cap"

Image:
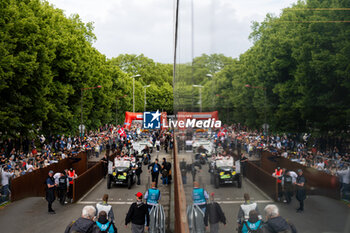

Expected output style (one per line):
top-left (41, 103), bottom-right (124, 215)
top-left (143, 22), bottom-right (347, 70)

top-left (294, 169), bottom-right (306, 213)
top-left (144, 182), bottom-right (161, 212)
top-left (192, 182), bottom-right (209, 213)
top-left (125, 192), bottom-right (150, 233)
top-left (67, 167), bottom-right (77, 203)
top-left (204, 193), bottom-right (226, 233)
top-left (46, 170), bottom-right (57, 214)
top-left (272, 167), bottom-right (283, 201)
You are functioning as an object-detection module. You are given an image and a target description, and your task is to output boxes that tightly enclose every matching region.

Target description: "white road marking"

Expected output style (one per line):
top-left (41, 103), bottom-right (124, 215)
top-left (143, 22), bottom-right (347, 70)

top-left (77, 179), bottom-right (104, 203)
top-left (217, 200), bottom-right (272, 204)
top-left (78, 201), bottom-right (133, 205)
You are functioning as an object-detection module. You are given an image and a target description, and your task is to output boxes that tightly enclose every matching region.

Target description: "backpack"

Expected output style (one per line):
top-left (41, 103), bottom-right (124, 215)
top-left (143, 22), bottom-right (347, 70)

top-left (243, 221), bottom-right (263, 233)
top-left (100, 222), bottom-right (112, 233)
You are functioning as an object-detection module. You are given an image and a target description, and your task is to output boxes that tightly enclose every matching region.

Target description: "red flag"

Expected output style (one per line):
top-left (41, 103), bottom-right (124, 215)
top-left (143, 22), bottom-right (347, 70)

top-left (118, 128), bottom-right (126, 137)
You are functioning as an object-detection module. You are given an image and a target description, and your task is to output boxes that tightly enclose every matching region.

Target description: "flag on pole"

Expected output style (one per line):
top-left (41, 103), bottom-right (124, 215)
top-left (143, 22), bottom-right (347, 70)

top-left (118, 128), bottom-right (126, 137)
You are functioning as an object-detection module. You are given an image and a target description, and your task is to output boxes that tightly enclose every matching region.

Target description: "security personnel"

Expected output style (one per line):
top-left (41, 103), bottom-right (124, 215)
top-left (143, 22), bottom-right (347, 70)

top-left (295, 169), bottom-right (306, 213)
top-left (96, 194), bottom-right (115, 222)
top-left (237, 193), bottom-right (261, 231)
top-left (282, 171), bottom-right (294, 204)
top-left (67, 167), bottom-right (77, 202)
top-left (58, 170), bottom-right (69, 205)
top-left (192, 182), bottom-right (209, 213)
top-left (272, 167), bottom-right (283, 201)
top-left (46, 170), bottom-right (57, 214)
top-left (144, 182), bottom-right (161, 212)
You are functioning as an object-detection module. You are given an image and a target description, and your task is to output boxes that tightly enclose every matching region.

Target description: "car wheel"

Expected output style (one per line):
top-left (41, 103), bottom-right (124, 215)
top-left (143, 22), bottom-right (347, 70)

top-left (128, 177), bottom-right (132, 189)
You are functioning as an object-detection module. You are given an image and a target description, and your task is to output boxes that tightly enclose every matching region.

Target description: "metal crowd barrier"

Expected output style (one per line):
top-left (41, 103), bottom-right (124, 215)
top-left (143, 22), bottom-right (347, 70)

top-left (187, 204), bottom-right (205, 233)
top-left (149, 204), bottom-right (166, 233)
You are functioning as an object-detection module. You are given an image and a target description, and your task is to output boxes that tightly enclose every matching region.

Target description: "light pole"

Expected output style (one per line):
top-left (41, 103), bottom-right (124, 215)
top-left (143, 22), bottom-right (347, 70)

top-left (245, 84), bottom-right (267, 135)
top-left (130, 74), bottom-right (141, 112)
top-left (116, 94), bottom-right (127, 126)
top-left (80, 85), bottom-right (102, 137)
top-left (193, 84), bottom-right (203, 112)
top-left (206, 73), bottom-right (214, 108)
top-left (143, 85), bottom-right (151, 112)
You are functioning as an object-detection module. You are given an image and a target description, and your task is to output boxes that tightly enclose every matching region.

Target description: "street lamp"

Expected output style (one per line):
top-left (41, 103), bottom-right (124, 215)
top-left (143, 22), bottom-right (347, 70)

top-left (130, 74), bottom-right (141, 112)
top-left (245, 84), bottom-right (268, 135)
top-left (206, 74), bottom-right (214, 108)
top-left (193, 84), bottom-right (203, 112)
top-left (116, 94), bottom-right (127, 126)
top-left (143, 85), bottom-right (151, 112)
top-left (80, 85), bottom-right (102, 137)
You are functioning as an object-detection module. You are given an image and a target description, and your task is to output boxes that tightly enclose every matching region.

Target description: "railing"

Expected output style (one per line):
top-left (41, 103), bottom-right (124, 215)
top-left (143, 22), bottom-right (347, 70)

top-left (73, 162), bottom-right (104, 202)
top-left (261, 152), bottom-right (341, 199)
top-left (246, 161), bottom-right (278, 201)
top-left (10, 152), bottom-right (88, 201)
top-left (173, 138), bottom-right (190, 233)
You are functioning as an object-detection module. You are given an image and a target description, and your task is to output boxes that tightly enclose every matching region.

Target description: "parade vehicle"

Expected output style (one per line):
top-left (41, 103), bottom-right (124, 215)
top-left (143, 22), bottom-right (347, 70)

top-left (107, 159), bottom-right (136, 189)
top-left (192, 138), bottom-right (215, 157)
top-left (209, 156), bottom-right (241, 189)
top-left (132, 139), bottom-right (153, 157)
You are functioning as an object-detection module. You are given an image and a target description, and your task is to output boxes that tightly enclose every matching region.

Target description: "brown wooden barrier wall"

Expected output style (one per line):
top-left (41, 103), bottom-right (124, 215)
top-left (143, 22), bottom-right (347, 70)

top-left (10, 152), bottom-right (88, 201)
top-left (261, 152), bottom-right (340, 199)
top-left (174, 138), bottom-right (190, 233)
top-left (246, 161), bottom-right (278, 200)
top-left (73, 162), bottom-right (104, 202)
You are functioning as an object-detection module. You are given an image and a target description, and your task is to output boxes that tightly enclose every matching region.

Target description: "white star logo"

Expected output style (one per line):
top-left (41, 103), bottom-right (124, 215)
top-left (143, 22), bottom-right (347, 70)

top-left (150, 110), bottom-right (161, 122)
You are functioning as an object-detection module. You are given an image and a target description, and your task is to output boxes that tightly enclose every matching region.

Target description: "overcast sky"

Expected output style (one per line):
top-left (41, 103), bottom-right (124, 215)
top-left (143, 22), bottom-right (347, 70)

top-left (47, 0), bottom-right (298, 63)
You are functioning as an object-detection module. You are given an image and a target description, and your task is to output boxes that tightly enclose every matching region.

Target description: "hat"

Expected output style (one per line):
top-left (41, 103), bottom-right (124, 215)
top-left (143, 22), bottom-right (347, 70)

top-left (49, 170), bottom-right (54, 174)
top-left (297, 169), bottom-right (303, 173)
top-left (136, 192), bottom-right (143, 198)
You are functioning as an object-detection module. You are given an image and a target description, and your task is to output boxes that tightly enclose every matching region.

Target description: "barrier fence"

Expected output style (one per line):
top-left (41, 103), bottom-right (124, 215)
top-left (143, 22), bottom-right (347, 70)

top-left (261, 152), bottom-right (340, 199)
top-left (10, 152), bottom-right (88, 201)
top-left (173, 138), bottom-right (190, 233)
top-left (246, 161), bottom-right (278, 201)
top-left (73, 162), bottom-right (104, 202)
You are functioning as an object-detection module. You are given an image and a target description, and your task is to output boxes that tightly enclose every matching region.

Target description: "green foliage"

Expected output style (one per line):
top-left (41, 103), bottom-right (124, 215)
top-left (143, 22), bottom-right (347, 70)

top-left (0, 0), bottom-right (173, 137)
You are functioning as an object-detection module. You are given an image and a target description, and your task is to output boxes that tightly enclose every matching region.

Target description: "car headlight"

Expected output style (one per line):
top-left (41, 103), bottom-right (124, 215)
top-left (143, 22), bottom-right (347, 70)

top-left (123, 172), bottom-right (127, 176)
top-left (232, 171), bottom-right (236, 175)
top-left (219, 172), bottom-right (224, 176)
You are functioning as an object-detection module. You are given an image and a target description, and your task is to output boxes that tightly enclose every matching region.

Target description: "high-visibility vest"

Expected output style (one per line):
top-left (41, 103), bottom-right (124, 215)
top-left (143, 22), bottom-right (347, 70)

top-left (274, 169), bottom-right (282, 183)
top-left (241, 202), bottom-right (257, 220)
top-left (147, 188), bottom-right (160, 205)
top-left (193, 188), bottom-right (206, 205)
top-left (68, 170), bottom-right (76, 184)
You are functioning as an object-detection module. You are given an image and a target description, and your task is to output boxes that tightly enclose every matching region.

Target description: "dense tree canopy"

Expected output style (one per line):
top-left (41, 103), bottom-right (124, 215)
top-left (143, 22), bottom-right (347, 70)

top-left (0, 0), bottom-right (173, 138)
top-left (1, 0), bottom-right (349, 139)
top-left (175, 0), bottom-right (350, 134)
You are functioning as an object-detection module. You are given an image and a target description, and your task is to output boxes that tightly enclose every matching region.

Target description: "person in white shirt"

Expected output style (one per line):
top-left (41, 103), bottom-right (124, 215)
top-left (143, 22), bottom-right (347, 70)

top-left (1, 167), bottom-right (14, 202)
top-left (288, 171), bottom-right (298, 184)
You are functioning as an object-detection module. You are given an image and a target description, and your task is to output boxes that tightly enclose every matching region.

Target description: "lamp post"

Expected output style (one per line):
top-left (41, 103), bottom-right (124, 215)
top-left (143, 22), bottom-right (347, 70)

top-left (116, 94), bottom-right (127, 126)
top-left (143, 85), bottom-right (151, 112)
top-left (193, 84), bottom-right (203, 112)
top-left (80, 85), bottom-right (102, 137)
top-left (130, 74), bottom-right (141, 112)
top-left (245, 84), bottom-right (268, 135)
top-left (206, 73), bottom-right (214, 108)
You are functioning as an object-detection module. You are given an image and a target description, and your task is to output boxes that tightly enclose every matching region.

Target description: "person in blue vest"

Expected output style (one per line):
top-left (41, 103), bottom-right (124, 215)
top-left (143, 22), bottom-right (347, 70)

top-left (192, 181), bottom-right (209, 213)
top-left (144, 182), bottom-right (161, 212)
top-left (148, 159), bottom-right (161, 187)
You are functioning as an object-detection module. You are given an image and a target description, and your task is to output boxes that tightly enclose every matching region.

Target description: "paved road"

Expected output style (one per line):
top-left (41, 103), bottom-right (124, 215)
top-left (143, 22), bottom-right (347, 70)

top-left (179, 151), bottom-right (350, 233)
top-left (0, 150), bottom-right (172, 233)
